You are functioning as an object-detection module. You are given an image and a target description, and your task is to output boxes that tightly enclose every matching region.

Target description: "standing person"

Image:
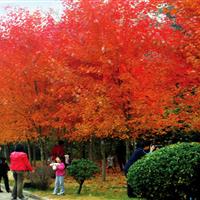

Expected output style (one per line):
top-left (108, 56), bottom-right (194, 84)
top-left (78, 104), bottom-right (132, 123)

top-left (64, 153), bottom-right (72, 168)
top-left (124, 141), bottom-right (155, 198)
top-left (107, 154), bottom-right (115, 173)
top-left (51, 140), bottom-right (65, 162)
top-left (116, 141), bottom-right (126, 171)
top-left (51, 156), bottom-right (65, 195)
top-left (0, 157), bottom-right (10, 193)
top-left (10, 144), bottom-right (33, 200)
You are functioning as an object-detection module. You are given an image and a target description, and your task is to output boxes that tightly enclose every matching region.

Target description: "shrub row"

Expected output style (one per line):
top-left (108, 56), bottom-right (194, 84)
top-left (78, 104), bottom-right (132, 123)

top-left (128, 143), bottom-right (200, 200)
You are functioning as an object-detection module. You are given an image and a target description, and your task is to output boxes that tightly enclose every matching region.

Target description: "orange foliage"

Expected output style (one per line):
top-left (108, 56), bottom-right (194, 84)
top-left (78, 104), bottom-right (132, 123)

top-left (0, 0), bottom-right (199, 144)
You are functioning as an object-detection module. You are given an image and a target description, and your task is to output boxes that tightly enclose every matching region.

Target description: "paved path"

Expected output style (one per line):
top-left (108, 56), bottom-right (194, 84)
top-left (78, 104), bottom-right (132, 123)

top-left (0, 192), bottom-right (12, 200)
top-left (0, 191), bottom-right (35, 200)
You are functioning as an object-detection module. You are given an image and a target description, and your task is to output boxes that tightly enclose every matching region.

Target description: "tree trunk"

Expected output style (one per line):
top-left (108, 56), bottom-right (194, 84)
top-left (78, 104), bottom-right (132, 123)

top-left (37, 126), bottom-right (45, 166)
top-left (77, 180), bottom-right (84, 194)
top-left (3, 146), bottom-right (7, 158)
top-left (32, 143), bottom-right (36, 167)
top-left (125, 140), bottom-right (130, 162)
top-left (43, 138), bottom-right (49, 164)
top-left (27, 140), bottom-right (32, 165)
top-left (34, 80), bottom-right (39, 95)
top-left (132, 139), bottom-right (136, 152)
top-left (101, 140), bottom-right (106, 181)
top-left (88, 137), bottom-right (94, 161)
top-left (5, 144), bottom-right (10, 161)
top-left (40, 144), bottom-right (45, 165)
top-left (45, 145), bottom-right (49, 164)
top-left (2, 145), bottom-right (9, 161)
top-left (81, 142), bottom-right (86, 159)
top-left (39, 139), bottom-right (45, 166)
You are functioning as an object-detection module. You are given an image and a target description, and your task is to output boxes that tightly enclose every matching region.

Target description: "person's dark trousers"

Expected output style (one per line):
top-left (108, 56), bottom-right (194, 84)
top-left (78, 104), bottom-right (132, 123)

top-left (118, 158), bottom-right (125, 171)
top-left (118, 159), bottom-right (124, 171)
top-left (0, 173), bottom-right (10, 192)
top-left (127, 183), bottom-right (136, 198)
top-left (12, 171), bottom-right (25, 199)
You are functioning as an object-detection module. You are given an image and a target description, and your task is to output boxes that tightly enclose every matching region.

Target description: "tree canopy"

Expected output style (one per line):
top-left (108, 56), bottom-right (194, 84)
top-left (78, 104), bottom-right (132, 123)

top-left (0, 0), bottom-right (199, 144)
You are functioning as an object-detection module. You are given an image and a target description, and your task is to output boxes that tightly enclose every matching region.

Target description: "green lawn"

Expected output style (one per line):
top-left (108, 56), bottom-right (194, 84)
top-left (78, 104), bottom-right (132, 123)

top-left (8, 171), bottom-right (141, 200)
top-left (27, 173), bottom-right (140, 200)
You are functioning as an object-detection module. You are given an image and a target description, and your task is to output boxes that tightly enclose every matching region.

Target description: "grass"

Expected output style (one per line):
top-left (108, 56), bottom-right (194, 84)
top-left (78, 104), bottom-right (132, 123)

top-left (25, 172), bottom-right (140, 200)
top-left (7, 169), bottom-right (140, 200)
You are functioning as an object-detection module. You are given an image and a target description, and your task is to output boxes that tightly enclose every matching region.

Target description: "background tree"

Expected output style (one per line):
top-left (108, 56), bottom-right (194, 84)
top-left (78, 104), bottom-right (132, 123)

top-left (0, 0), bottom-right (199, 175)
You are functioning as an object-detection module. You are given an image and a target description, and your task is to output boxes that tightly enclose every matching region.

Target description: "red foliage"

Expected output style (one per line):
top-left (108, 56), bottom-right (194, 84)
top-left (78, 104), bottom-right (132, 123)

top-left (0, 0), bottom-right (199, 143)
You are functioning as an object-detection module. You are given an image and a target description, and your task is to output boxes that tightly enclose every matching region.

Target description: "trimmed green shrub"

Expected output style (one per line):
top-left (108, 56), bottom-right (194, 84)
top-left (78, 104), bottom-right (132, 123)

top-left (127, 143), bottom-right (200, 200)
top-left (68, 159), bottom-right (99, 194)
top-left (28, 166), bottom-right (53, 190)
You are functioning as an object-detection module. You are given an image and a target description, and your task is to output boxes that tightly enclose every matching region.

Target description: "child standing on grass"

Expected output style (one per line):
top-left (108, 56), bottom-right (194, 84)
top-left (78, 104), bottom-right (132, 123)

top-left (50, 156), bottom-right (65, 195)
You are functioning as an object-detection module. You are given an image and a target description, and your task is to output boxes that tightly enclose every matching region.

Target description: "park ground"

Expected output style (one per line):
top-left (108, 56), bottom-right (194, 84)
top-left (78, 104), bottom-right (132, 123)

top-left (26, 172), bottom-right (139, 200)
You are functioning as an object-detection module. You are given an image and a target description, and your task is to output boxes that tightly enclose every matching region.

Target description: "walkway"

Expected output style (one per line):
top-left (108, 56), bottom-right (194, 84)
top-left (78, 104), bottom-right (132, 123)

top-left (0, 191), bottom-right (35, 200)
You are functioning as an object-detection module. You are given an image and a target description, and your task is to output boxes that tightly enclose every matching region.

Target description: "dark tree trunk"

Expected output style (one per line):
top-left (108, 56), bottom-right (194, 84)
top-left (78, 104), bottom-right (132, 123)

top-left (32, 143), bottom-right (36, 167)
top-left (77, 180), bottom-right (84, 194)
top-left (132, 139), bottom-right (136, 152)
top-left (37, 126), bottom-right (46, 166)
top-left (125, 140), bottom-right (130, 162)
top-left (43, 138), bottom-right (49, 164)
top-left (27, 140), bottom-right (32, 165)
top-left (88, 137), bottom-right (94, 161)
top-left (39, 138), bottom-right (45, 166)
top-left (101, 140), bottom-right (106, 181)
top-left (2, 146), bottom-right (7, 159)
top-left (81, 142), bottom-right (86, 159)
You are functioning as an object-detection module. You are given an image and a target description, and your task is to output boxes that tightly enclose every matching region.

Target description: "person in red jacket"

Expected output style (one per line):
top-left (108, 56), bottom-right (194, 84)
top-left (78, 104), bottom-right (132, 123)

top-left (10, 144), bottom-right (33, 200)
top-left (51, 140), bottom-right (65, 161)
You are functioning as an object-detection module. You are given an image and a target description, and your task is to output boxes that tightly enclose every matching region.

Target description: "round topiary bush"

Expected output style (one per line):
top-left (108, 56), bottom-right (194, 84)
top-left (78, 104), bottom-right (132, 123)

top-left (127, 142), bottom-right (200, 200)
top-left (68, 159), bottom-right (99, 194)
